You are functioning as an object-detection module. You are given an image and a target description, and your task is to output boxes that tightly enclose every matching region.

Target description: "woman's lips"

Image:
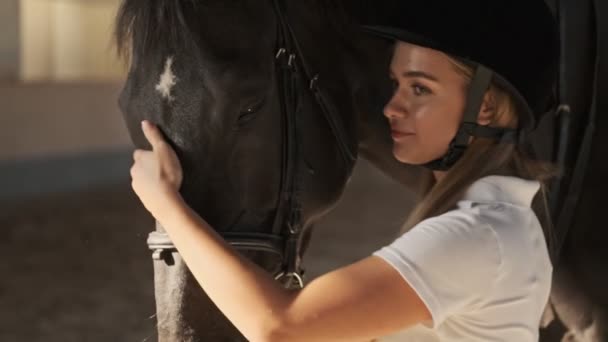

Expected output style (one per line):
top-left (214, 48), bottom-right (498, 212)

top-left (391, 130), bottom-right (415, 140)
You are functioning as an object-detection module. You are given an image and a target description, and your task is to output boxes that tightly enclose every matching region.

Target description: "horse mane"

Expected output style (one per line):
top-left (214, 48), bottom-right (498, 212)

top-left (114, 0), bottom-right (370, 59)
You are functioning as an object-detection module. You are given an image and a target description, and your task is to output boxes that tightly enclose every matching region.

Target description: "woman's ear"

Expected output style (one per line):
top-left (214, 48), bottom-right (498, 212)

top-left (477, 91), bottom-right (494, 126)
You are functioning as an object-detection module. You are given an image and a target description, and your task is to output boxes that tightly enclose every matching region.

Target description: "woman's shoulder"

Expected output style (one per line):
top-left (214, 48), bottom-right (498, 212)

top-left (433, 175), bottom-right (542, 239)
top-left (391, 211), bottom-right (503, 278)
top-left (438, 175), bottom-right (551, 276)
top-left (416, 174), bottom-right (548, 265)
top-left (458, 175), bottom-right (541, 210)
top-left (454, 175), bottom-right (543, 238)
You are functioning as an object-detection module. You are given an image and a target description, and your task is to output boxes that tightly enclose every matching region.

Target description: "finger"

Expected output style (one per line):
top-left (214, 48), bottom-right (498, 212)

top-left (132, 152), bottom-right (152, 174)
top-left (133, 150), bottom-right (153, 165)
top-left (141, 120), bottom-right (166, 149)
top-left (133, 149), bottom-right (143, 161)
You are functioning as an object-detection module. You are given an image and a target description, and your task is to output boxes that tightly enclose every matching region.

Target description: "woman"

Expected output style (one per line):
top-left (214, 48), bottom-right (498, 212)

top-left (130, 0), bottom-right (558, 340)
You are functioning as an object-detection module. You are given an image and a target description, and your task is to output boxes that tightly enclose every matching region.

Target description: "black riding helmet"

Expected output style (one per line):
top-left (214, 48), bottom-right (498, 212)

top-left (361, 0), bottom-right (559, 170)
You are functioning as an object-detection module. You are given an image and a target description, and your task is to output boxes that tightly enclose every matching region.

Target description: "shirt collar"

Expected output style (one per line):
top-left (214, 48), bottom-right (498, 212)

top-left (462, 175), bottom-right (541, 208)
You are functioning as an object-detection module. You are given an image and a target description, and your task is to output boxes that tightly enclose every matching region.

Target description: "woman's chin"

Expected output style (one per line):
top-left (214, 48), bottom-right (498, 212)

top-left (393, 150), bottom-right (434, 166)
top-left (392, 146), bottom-right (413, 163)
top-left (393, 153), bottom-right (419, 165)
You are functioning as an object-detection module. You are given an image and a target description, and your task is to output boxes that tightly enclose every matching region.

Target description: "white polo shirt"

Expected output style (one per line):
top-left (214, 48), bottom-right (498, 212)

top-left (374, 175), bottom-right (553, 342)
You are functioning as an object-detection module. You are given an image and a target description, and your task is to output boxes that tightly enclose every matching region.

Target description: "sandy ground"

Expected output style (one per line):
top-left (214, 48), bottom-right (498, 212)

top-left (1, 182), bottom-right (157, 341)
top-left (1, 160), bottom-right (563, 341)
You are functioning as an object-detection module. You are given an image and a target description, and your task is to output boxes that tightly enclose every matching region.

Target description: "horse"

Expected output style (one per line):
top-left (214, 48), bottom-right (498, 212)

top-left (537, 1), bottom-right (608, 341)
top-left (114, 0), bottom-right (608, 341)
top-left (115, 0), bottom-right (421, 340)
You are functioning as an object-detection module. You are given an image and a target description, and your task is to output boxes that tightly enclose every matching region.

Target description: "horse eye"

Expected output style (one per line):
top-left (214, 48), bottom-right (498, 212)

top-left (241, 99), bottom-right (265, 115)
top-left (237, 98), bottom-right (265, 126)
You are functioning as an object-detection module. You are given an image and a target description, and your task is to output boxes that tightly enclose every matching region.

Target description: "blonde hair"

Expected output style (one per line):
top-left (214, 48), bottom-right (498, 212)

top-left (401, 57), bottom-right (558, 261)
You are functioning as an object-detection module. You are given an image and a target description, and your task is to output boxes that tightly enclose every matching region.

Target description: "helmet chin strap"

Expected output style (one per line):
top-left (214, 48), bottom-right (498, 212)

top-left (423, 65), bottom-right (518, 171)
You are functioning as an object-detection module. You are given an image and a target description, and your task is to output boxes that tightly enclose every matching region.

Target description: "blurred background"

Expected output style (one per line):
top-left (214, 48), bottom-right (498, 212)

top-left (0, 1), bottom-right (418, 340)
top-left (1, 0), bottom-right (128, 200)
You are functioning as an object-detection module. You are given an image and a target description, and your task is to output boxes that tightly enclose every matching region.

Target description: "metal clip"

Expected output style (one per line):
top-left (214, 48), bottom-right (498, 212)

top-left (275, 48), bottom-right (287, 60)
top-left (555, 104), bottom-right (571, 117)
top-left (287, 207), bottom-right (302, 234)
top-left (287, 54), bottom-right (296, 68)
top-left (274, 271), bottom-right (305, 289)
top-left (309, 74), bottom-right (319, 90)
top-left (152, 249), bottom-right (163, 260)
top-left (288, 222), bottom-right (300, 235)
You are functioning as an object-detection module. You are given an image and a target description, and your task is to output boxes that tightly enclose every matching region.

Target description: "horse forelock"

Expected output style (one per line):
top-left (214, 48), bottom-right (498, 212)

top-left (114, 0), bottom-right (198, 60)
top-left (114, 0), bottom-right (364, 60)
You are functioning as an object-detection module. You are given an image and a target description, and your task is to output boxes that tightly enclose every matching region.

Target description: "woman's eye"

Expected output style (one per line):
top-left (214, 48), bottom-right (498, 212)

top-left (412, 84), bottom-right (430, 96)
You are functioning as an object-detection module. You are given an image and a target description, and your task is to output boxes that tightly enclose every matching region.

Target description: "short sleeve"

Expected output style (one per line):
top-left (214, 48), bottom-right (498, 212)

top-left (373, 213), bottom-right (502, 328)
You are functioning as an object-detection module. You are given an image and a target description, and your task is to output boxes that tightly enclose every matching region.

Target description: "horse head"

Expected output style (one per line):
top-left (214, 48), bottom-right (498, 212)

top-left (115, 0), bottom-right (397, 340)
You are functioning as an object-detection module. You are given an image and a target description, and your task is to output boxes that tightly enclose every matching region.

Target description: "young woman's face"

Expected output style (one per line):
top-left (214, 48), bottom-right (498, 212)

top-left (384, 42), bottom-right (469, 165)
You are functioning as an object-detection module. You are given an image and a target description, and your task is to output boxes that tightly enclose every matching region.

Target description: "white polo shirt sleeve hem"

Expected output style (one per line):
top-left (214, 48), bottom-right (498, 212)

top-left (373, 249), bottom-right (445, 329)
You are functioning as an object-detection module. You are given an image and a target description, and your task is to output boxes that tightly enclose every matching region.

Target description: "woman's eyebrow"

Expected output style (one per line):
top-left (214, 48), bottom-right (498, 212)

top-left (401, 70), bottom-right (440, 82)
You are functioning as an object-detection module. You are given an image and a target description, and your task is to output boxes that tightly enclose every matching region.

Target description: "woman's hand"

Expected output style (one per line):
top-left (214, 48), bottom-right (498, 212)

top-left (130, 120), bottom-right (184, 220)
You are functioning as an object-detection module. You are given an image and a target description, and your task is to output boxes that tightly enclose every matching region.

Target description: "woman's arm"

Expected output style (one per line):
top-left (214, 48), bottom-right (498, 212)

top-left (158, 193), bottom-right (431, 342)
top-left (131, 120), bottom-right (431, 341)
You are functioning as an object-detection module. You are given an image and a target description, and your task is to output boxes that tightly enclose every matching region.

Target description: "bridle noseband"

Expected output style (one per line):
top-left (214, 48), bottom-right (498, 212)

top-left (147, 0), bottom-right (355, 290)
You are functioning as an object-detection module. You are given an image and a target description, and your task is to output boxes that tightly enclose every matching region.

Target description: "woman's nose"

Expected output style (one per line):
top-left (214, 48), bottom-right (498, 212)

top-left (383, 94), bottom-right (407, 119)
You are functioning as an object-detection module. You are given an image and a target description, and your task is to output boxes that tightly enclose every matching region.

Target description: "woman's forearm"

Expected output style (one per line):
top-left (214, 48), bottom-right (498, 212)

top-left (156, 193), bottom-right (294, 341)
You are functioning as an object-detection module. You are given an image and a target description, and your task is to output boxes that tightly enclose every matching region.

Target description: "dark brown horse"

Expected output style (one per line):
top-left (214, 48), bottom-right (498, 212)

top-left (537, 1), bottom-right (608, 341)
top-left (114, 0), bottom-right (608, 341)
top-left (115, 1), bottom-right (421, 340)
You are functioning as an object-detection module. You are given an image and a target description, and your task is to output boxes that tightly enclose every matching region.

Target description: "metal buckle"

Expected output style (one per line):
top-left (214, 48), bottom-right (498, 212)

top-left (274, 271), bottom-right (305, 289)
top-left (555, 104), bottom-right (571, 116)
top-left (309, 74), bottom-right (319, 90)
top-left (147, 231), bottom-right (176, 260)
top-left (287, 54), bottom-right (296, 68)
top-left (275, 48), bottom-right (287, 60)
top-left (152, 249), bottom-right (164, 260)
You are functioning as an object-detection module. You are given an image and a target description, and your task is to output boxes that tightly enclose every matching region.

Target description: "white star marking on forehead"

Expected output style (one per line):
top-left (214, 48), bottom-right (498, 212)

top-left (155, 57), bottom-right (178, 102)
